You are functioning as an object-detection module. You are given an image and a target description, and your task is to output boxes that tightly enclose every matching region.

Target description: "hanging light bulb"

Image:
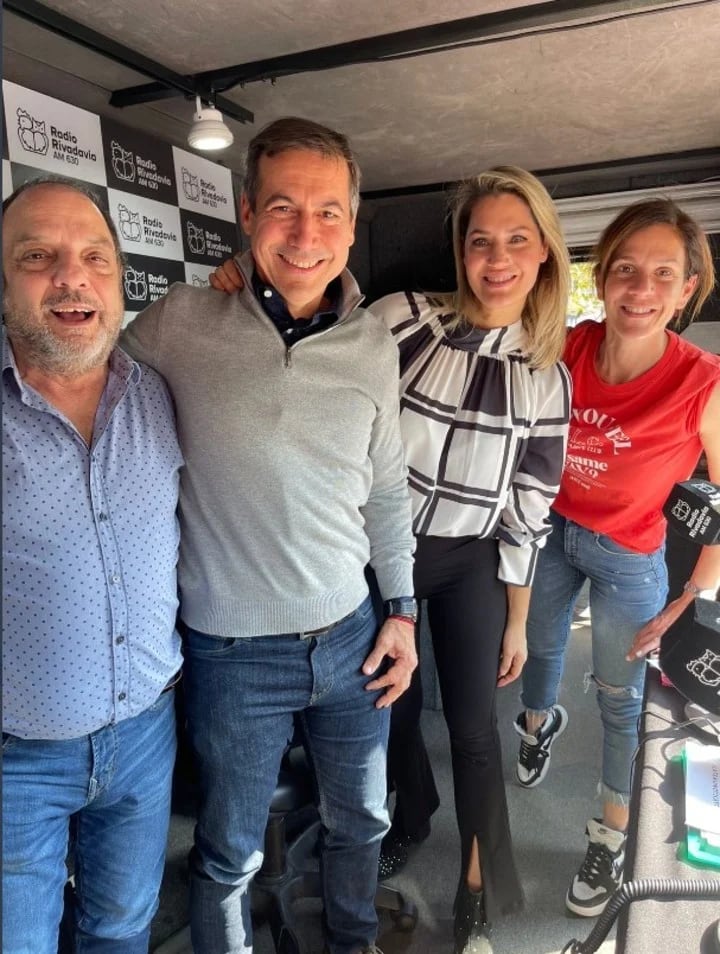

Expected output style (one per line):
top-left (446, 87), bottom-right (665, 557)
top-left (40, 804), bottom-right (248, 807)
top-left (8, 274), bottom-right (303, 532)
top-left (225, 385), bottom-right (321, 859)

top-left (188, 95), bottom-right (234, 151)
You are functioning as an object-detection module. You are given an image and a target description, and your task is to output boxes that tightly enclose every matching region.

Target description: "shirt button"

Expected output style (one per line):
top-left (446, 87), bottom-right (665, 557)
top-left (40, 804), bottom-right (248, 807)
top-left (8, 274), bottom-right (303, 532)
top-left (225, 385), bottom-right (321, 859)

top-left (263, 289), bottom-right (272, 299)
top-left (115, 634), bottom-right (125, 645)
top-left (98, 512), bottom-right (108, 521)
top-left (110, 574), bottom-right (121, 585)
top-left (118, 691), bottom-right (126, 701)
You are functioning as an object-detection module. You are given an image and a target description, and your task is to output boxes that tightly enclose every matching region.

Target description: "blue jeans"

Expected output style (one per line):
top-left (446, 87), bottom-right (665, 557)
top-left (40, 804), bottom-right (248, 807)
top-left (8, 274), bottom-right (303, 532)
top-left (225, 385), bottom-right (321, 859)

top-left (183, 595), bottom-right (390, 954)
top-left (522, 511), bottom-right (667, 804)
top-left (2, 688), bottom-right (176, 954)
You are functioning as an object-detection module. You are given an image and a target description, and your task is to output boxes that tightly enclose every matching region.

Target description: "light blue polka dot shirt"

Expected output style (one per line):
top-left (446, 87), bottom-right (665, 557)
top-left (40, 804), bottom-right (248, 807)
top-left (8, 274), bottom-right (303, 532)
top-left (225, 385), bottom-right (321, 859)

top-left (2, 331), bottom-right (184, 740)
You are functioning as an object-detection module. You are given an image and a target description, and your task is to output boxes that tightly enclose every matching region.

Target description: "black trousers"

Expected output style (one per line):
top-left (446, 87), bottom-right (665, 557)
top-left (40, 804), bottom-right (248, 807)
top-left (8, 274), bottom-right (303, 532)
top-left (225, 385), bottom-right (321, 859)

top-left (389, 534), bottom-right (524, 921)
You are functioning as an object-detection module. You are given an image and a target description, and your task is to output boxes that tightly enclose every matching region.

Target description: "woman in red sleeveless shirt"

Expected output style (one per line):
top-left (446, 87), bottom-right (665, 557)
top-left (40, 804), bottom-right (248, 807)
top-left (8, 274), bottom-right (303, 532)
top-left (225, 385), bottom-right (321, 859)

top-left (515, 199), bottom-right (720, 918)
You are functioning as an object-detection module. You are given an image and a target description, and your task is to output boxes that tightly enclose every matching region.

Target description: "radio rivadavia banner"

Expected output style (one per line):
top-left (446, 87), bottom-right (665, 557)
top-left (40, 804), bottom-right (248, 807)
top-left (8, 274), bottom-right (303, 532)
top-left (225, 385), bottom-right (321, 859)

top-left (2, 80), bottom-right (241, 324)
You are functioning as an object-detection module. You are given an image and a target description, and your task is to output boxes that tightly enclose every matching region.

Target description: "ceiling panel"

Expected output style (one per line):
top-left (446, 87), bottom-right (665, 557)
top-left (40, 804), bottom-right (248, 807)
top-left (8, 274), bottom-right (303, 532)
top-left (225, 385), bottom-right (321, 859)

top-left (3, 1), bottom-right (719, 190)
top-left (31, 0), bottom-right (553, 70)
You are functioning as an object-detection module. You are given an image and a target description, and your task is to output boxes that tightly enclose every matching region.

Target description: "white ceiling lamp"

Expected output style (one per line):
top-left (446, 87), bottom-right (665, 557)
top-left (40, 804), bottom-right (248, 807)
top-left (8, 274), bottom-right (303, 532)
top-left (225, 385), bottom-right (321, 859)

top-left (187, 96), bottom-right (234, 152)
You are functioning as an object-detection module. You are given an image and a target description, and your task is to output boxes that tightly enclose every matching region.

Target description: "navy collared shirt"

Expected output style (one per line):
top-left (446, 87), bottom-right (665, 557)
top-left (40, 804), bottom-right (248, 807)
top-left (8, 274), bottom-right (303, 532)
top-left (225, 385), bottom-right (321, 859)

top-left (252, 272), bottom-right (340, 345)
top-left (2, 331), bottom-right (184, 740)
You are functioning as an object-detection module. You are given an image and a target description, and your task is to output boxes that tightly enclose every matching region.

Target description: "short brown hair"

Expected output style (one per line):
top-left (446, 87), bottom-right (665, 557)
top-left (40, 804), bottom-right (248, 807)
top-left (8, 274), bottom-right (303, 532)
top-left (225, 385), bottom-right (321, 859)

top-left (445, 166), bottom-right (570, 370)
top-left (593, 198), bottom-right (715, 324)
top-left (243, 117), bottom-right (361, 217)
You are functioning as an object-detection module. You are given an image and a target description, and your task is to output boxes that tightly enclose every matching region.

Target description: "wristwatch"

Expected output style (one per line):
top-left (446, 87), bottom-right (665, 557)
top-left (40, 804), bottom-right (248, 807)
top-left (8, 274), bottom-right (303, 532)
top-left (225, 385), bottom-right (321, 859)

top-left (384, 597), bottom-right (418, 623)
top-left (683, 580), bottom-right (718, 600)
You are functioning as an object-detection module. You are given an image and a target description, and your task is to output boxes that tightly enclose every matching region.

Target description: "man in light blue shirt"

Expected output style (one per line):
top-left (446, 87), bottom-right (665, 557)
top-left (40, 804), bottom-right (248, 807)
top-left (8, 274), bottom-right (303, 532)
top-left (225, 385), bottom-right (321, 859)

top-left (2, 176), bottom-right (183, 954)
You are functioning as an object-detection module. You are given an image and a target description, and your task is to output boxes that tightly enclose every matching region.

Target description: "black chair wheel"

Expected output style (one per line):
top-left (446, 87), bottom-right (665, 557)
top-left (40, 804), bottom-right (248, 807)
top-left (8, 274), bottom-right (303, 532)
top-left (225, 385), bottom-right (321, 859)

top-left (390, 901), bottom-right (418, 933)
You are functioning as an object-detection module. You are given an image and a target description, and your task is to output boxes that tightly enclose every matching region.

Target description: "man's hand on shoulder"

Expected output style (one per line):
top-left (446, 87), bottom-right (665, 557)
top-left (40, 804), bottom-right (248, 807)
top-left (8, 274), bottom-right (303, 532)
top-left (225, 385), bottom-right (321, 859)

top-left (209, 258), bottom-right (244, 294)
top-left (362, 617), bottom-right (417, 708)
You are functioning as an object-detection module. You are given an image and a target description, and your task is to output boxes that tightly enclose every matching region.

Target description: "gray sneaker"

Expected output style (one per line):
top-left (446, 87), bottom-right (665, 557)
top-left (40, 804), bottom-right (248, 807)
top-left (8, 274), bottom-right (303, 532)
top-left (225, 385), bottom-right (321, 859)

top-left (514, 705), bottom-right (568, 787)
top-left (566, 818), bottom-right (625, 917)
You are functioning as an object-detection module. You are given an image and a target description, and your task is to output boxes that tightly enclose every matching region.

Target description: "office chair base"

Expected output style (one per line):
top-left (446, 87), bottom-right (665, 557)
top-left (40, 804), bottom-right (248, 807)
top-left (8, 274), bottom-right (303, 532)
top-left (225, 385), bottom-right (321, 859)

top-left (375, 882), bottom-right (418, 932)
top-left (252, 818), bottom-right (418, 952)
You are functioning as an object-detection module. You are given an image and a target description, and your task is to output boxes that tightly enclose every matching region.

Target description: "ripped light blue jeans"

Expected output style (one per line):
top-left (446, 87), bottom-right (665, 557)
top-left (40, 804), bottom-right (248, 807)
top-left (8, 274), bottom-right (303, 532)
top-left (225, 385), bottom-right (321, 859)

top-left (522, 510), bottom-right (667, 804)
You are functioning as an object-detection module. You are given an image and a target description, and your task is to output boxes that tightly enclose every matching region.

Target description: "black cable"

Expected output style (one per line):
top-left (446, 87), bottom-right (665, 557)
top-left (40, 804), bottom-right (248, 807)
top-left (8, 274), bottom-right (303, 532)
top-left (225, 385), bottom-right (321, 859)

top-left (628, 702), bottom-right (720, 777)
top-left (561, 878), bottom-right (720, 953)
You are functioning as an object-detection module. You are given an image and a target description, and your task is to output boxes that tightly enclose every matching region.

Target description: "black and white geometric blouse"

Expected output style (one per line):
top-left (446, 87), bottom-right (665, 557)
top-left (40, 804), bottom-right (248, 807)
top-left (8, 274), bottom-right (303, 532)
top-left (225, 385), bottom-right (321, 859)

top-left (370, 290), bottom-right (572, 586)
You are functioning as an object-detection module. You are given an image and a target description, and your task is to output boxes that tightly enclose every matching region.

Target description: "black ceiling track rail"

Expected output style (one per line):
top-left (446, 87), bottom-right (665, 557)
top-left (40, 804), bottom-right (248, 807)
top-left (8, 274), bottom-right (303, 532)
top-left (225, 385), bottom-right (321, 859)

top-left (5, 0), bottom-right (713, 117)
top-left (5, 0), bottom-right (254, 123)
top-left (105, 0), bottom-right (710, 107)
top-left (359, 148), bottom-right (720, 201)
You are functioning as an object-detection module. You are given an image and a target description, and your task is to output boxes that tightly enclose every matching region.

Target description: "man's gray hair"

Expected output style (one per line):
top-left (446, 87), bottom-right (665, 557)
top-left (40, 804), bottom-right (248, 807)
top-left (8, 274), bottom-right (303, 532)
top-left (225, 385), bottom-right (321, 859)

top-left (243, 117), bottom-right (361, 218)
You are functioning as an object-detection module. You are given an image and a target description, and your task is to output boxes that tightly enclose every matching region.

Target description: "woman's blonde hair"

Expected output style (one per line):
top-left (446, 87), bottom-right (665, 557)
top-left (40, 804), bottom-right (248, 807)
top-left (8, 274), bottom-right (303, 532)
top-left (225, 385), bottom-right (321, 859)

top-left (443, 166), bottom-right (569, 369)
top-left (592, 198), bottom-right (715, 326)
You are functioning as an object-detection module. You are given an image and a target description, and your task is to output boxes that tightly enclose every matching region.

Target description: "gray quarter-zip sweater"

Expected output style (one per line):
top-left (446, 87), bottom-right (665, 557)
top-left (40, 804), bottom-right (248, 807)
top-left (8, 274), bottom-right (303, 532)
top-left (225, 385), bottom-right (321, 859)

top-left (122, 252), bottom-right (415, 637)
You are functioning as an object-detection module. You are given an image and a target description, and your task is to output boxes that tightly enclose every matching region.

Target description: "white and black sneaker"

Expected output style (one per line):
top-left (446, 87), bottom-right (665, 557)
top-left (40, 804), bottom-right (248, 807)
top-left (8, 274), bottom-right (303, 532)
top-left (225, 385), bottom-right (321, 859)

top-left (566, 818), bottom-right (625, 917)
top-left (513, 705), bottom-right (568, 787)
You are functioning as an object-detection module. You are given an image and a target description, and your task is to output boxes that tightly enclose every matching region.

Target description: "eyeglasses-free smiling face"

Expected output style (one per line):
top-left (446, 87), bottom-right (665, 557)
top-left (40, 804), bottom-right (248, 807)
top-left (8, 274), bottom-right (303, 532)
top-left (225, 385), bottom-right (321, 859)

top-left (2, 184), bottom-right (124, 376)
top-left (462, 192), bottom-right (548, 328)
top-left (240, 148), bottom-right (356, 320)
top-left (598, 223), bottom-right (698, 343)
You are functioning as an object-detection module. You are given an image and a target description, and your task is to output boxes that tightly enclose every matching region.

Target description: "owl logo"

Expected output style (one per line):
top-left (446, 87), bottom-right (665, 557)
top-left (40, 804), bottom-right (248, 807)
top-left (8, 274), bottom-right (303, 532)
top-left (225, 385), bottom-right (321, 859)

top-left (111, 141), bottom-right (136, 182)
top-left (17, 109), bottom-right (49, 155)
top-left (124, 266), bottom-right (148, 302)
top-left (687, 649), bottom-right (720, 688)
top-left (117, 205), bottom-right (142, 242)
top-left (181, 167), bottom-right (200, 201)
top-left (186, 221), bottom-right (206, 255)
top-left (671, 500), bottom-right (692, 523)
top-left (191, 274), bottom-right (209, 287)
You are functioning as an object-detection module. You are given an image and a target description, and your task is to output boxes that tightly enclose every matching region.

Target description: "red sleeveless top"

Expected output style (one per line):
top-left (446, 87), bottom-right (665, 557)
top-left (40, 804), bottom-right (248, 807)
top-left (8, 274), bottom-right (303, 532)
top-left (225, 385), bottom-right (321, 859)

top-left (554, 321), bottom-right (720, 553)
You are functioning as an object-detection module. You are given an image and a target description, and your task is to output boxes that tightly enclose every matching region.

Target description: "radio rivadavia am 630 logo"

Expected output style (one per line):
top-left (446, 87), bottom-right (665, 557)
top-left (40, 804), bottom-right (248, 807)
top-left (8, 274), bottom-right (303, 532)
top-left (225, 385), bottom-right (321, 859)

top-left (16, 106), bottom-right (98, 164)
top-left (124, 266), bottom-right (148, 302)
top-left (17, 109), bottom-right (49, 155)
top-left (111, 140), bottom-right (136, 183)
top-left (181, 167), bottom-right (200, 201)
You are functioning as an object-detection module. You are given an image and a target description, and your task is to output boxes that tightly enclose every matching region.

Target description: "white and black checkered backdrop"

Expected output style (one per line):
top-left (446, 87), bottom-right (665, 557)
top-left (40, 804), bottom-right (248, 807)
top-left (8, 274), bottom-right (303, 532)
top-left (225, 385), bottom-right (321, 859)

top-left (2, 80), bottom-right (242, 325)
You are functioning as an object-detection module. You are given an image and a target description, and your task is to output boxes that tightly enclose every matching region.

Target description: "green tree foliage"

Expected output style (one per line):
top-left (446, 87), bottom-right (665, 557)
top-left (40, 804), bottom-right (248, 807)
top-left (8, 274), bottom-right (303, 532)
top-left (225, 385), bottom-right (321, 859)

top-left (567, 261), bottom-right (604, 326)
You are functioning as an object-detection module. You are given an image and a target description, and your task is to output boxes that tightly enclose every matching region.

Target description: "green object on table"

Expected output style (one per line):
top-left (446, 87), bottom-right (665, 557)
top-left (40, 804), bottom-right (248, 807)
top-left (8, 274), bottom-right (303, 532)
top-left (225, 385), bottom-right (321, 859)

top-left (683, 745), bottom-right (720, 870)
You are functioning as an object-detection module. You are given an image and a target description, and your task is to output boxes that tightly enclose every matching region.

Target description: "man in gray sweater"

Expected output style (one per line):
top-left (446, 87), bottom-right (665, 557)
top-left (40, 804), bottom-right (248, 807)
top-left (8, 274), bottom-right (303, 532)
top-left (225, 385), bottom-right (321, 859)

top-left (122, 118), bottom-right (416, 954)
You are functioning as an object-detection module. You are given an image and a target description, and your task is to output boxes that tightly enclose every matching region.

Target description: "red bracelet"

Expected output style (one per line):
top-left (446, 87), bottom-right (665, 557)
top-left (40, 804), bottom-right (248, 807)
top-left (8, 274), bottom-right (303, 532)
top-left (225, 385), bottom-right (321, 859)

top-left (388, 614), bottom-right (416, 626)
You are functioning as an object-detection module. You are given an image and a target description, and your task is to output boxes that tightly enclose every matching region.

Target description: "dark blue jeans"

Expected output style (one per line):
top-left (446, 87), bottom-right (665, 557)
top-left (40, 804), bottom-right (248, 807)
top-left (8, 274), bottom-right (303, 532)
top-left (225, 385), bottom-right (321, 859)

top-left (183, 595), bottom-right (390, 954)
top-left (2, 689), bottom-right (176, 954)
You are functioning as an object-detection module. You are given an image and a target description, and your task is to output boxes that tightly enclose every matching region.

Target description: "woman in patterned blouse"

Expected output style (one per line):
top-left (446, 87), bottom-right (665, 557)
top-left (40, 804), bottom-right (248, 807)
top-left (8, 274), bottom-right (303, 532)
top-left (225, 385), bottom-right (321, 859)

top-left (369, 168), bottom-right (571, 953)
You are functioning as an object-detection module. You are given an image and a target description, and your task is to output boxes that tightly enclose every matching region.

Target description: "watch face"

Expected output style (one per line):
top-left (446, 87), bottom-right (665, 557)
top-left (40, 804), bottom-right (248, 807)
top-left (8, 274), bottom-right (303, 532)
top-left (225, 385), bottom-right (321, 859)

top-left (386, 598), bottom-right (418, 620)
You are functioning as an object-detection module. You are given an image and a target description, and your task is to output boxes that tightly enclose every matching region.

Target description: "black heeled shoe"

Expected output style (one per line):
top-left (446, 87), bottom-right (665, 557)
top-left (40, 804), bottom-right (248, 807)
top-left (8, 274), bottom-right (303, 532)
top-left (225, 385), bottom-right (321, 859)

top-left (453, 883), bottom-right (493, 954)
